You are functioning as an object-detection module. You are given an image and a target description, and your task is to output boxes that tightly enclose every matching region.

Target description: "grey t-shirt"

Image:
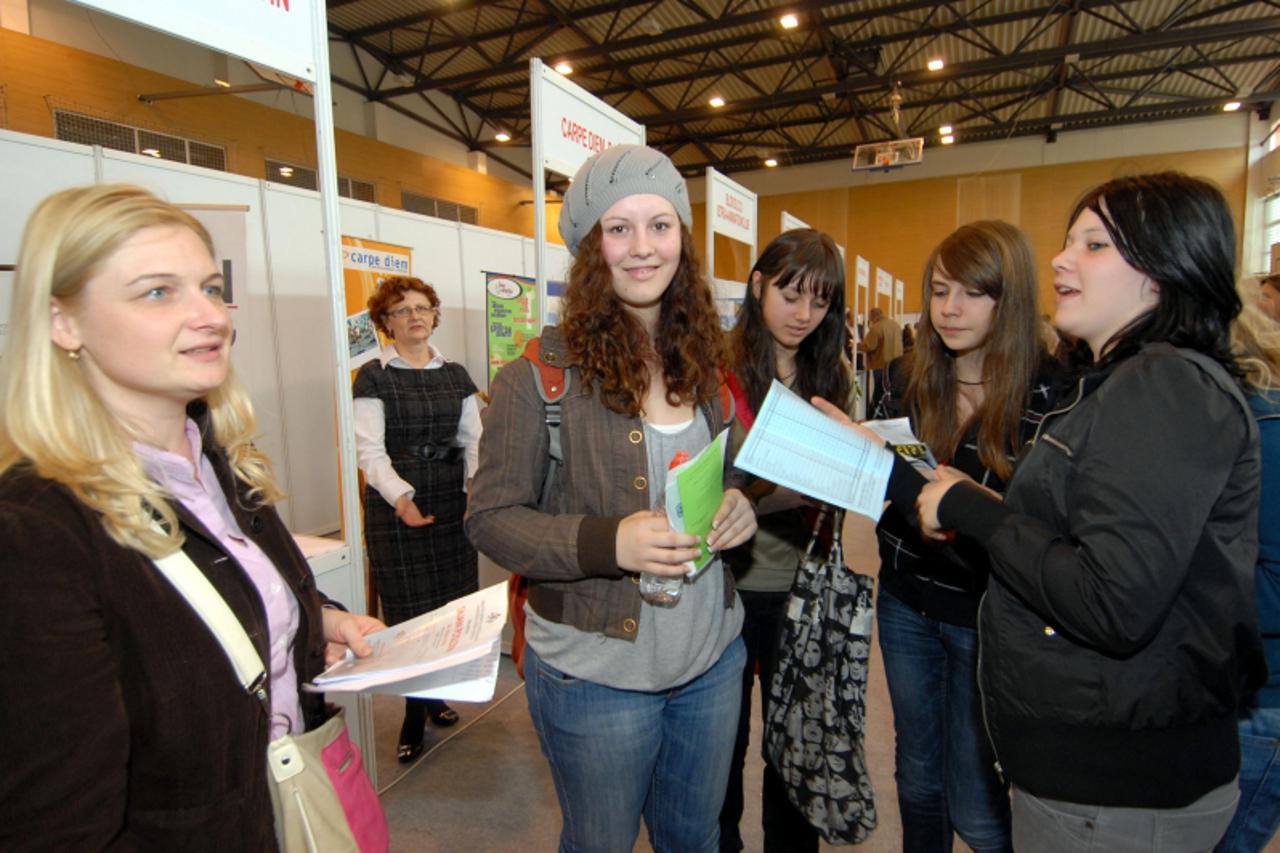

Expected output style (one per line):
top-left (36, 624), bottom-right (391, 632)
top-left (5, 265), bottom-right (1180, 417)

top-left (525, 415), bottom-right (742, 691)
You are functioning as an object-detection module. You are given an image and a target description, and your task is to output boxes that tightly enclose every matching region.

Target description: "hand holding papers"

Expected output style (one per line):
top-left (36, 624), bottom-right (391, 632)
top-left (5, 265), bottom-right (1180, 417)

top-left (862, 417), bottom-right (938, 479)
top-left (310, 582), bottom-right (507, 702)
top-left (733, 381), bottom-right (894, 521)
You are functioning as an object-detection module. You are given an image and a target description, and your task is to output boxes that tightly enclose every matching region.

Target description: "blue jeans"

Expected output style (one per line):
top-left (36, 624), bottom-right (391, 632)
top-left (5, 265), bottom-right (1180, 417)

top-left (876, 586), bottom-right (1012, 853)
top-left (524, 637), bottom-right (745, 853)
top-left (1217, 706), bottom-right (1280, 852)
top-left (719, 590), bottom-right (819, 853)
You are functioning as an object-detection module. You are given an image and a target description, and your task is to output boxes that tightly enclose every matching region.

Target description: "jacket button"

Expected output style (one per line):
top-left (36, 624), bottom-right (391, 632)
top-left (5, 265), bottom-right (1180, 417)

top-left (628, 429), bottom-right (643, 444)
top-left (622, 618), bottom-right (637, 633)
top-left (633, 476), bottom-right (647, 490)
top-left (249, 515), bottom-right (264, 533)
top-left (1043, 626), bottom-right (1056, 636)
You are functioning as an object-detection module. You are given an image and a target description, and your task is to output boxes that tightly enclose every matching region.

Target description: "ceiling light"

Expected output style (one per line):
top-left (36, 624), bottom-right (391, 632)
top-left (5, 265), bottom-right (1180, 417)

top-left (495, 131), bottom-right (511, 142)
top-left (141, 147), bottom-right (161, 157)
top-left (709, 95), bottom-right (725, 108)
top-left (1224, 101), bottom-right (1242, 112)
top-left (779, 13), bottom-right (798, 29)
top-left (765, 157), bottom-right (778, 167)
top-left (927, 58), bottom-right (944, 71)
top-left (278, 166), bottom-right (294, 177)
top-left (939, 124), bottom-right (952, 135)
top-left (940, 134), bottom-right (955, 145)
top-left (213, 78), bottom-right (231, 88)
top-left (554, 61), bottom-right (573, 75)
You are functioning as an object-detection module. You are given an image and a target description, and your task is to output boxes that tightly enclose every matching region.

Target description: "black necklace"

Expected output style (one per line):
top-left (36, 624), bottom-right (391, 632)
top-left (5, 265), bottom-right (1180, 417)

top-left (956, 377), bottom-right (987, 386)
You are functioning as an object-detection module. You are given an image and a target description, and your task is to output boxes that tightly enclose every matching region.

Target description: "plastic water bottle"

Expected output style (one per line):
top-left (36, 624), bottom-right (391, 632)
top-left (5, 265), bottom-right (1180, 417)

top-left (639, 571), bottom-right (683, 607)
top-left (638, 450), bottom-right (691, 607)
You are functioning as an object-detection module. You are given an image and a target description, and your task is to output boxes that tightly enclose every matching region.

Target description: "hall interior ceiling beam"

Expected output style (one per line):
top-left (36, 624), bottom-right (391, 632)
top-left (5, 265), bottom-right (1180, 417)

top-left (326, 0), bottom-right (1280, 175)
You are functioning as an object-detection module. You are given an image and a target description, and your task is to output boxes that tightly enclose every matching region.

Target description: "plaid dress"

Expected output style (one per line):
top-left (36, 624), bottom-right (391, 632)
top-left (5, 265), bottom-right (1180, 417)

top-left (353, 360), bottom-right (479, 626)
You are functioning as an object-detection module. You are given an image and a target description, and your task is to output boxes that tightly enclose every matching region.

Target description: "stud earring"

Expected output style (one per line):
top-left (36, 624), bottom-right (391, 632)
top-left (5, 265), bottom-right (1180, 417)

top-left (67, 349), bottom-right (81, 361)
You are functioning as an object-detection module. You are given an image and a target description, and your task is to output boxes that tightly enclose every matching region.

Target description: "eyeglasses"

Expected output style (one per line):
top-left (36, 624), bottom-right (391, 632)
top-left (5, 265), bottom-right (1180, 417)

top-left (388, 305), bottom-right (437, 319)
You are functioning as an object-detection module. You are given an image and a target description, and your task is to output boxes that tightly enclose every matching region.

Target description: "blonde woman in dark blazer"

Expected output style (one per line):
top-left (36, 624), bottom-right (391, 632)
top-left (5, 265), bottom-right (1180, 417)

top-left (0, 185), bottom-right (383, 850)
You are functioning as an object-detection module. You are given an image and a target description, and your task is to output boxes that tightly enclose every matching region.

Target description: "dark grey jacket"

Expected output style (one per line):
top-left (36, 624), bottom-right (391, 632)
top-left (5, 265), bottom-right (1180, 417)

top-left (940, 343), bottom-right (1267, 808)
top-left (465, 326), bottom-right (740, 641)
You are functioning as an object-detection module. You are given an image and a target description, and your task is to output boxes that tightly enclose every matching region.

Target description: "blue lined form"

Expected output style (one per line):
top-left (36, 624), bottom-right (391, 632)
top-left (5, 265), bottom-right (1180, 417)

top-left (734, 380), bottom-right (893, 521)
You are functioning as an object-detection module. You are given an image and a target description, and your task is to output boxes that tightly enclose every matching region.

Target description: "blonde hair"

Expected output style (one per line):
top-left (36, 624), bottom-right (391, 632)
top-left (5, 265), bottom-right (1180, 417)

top-left (1233, 296), bottom-right (1280, 394)
top-left (0, 184), bottom-right (284, 558)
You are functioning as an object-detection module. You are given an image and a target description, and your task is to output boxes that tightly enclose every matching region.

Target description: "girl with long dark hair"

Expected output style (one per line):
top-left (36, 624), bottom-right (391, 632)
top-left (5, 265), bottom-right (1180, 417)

top-left (905, 173), bottom-right (1266, 851)
top-left (719, 228), bottom-right (851, 852)
top-left (872, 220), bottom-right (1052, 853)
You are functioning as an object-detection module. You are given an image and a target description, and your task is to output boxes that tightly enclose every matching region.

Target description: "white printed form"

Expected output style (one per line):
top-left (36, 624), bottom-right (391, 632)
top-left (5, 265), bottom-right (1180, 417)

top-left (734, 380), bottom-right (893, 521)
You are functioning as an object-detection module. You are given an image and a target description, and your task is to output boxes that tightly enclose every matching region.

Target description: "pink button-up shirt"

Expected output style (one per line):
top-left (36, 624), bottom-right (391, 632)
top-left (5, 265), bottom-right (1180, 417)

top-left (136, 420), bottom-right (302, 739)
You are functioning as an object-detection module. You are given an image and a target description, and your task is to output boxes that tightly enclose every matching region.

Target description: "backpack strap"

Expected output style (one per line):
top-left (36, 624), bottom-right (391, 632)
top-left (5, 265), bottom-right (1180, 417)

top-left (520, 337), bottom-right (569, 508)
top-left (716, 370), bottom-right (735, 427)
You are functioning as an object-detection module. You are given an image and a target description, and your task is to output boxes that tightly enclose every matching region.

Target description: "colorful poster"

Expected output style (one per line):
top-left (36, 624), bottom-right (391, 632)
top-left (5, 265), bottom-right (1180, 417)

top-left (485, 272), bottom-right (539, 386)
top-left (342, 237), bottom-right (413, 371)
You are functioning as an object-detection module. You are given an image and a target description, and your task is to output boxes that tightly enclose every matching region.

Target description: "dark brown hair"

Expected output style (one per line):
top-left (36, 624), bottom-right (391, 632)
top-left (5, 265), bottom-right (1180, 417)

top-left (561, 223), bottom-right (726, 416)
top-left (367, 276), bottom-right (440, 338)
top-left (731, 228), bottom-right (850, 414)
top-left (906, 220), bottom-right (1041, 480)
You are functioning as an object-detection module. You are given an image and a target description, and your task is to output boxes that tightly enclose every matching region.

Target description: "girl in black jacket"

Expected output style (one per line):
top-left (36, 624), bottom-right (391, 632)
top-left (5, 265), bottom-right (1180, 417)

top-left (907, 173), bottom-right (1266, 851)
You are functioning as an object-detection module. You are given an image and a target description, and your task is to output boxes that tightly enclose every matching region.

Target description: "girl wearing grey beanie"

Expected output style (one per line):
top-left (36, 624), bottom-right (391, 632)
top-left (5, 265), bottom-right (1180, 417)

top-left (467, 144), bottom-right (756, 852)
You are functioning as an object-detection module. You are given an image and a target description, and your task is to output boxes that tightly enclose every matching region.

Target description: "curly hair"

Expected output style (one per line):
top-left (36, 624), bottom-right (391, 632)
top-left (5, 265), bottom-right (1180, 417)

top-left (368, 276), bottom-right (440, 338)
top-left (730, 228), bottom-right (851, 414)
top-left (560, 223), bottom-right (727, 416)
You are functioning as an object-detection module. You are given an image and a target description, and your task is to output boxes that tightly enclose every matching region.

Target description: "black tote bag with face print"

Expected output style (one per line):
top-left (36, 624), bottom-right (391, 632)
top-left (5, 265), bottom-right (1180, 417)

top-left (763, 507), bottom-right (878, 845)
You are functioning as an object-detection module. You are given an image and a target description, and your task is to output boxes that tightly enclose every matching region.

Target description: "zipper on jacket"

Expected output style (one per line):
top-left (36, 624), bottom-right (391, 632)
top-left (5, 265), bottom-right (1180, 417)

top-left (1028, 376), bottom-right (1085, 447)
top-left (974, 591), bottom-right (1005, 785)
top-left (1040, 434), bottom-right (1074, 457)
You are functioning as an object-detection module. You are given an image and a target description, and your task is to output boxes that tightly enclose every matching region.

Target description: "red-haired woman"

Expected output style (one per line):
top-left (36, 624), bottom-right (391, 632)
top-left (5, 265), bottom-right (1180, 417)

top-left (467, 145), bottom-right (757, 852)
top-left (354, 276), bottom-right (482, 762)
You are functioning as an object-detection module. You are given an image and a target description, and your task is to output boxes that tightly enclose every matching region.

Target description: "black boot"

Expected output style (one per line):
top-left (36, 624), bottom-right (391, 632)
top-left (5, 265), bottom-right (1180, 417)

top-left (397, 698), bottom-right (427, 763)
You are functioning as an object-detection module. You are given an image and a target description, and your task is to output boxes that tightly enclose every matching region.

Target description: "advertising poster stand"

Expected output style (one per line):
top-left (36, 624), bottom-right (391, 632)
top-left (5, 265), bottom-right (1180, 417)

top-left (705, 167), bottom-right (757, 328)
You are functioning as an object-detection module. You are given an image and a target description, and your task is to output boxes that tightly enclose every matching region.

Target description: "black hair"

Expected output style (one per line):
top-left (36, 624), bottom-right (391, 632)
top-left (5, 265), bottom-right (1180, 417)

top-left (1068, 172), bottom-right (1241, 373)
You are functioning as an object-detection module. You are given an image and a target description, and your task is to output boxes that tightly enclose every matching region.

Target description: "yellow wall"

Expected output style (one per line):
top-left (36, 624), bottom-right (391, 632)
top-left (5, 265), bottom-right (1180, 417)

top-left (758, 149), bottom-right (1247, 318)
top-left (0, 28), bottom-right (541, 238)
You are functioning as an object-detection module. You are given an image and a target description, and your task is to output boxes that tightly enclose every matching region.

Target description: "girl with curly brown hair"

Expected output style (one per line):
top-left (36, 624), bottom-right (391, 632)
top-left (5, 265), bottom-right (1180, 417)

top-left (467, 144), bottom-right (757, 852)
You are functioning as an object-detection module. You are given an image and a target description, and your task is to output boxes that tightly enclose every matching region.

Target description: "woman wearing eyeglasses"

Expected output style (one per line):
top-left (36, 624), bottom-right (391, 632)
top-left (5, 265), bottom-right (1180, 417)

top-left (353, 276), bottom-right (483, 762)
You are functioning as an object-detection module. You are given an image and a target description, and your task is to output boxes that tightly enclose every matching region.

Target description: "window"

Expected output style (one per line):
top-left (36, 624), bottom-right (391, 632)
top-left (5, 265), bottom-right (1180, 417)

top-left (53, 110), bottom-right (227, 171)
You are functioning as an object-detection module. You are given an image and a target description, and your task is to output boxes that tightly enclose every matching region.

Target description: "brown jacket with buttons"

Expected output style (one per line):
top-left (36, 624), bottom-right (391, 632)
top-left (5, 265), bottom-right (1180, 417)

top-left (465, 325), bottom-right (741, 641)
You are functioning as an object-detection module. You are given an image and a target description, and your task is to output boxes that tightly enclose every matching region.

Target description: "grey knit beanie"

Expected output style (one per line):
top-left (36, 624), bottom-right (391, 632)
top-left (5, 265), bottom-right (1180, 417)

top-left (558, 144), bottom-right (692, 256)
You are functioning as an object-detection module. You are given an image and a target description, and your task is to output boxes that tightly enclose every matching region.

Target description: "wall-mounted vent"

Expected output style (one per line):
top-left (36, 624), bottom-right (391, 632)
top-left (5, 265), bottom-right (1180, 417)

top-left (402, 190), bottom-right (478, 225)
top-left (54, 109), bottom-right (227, 171)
